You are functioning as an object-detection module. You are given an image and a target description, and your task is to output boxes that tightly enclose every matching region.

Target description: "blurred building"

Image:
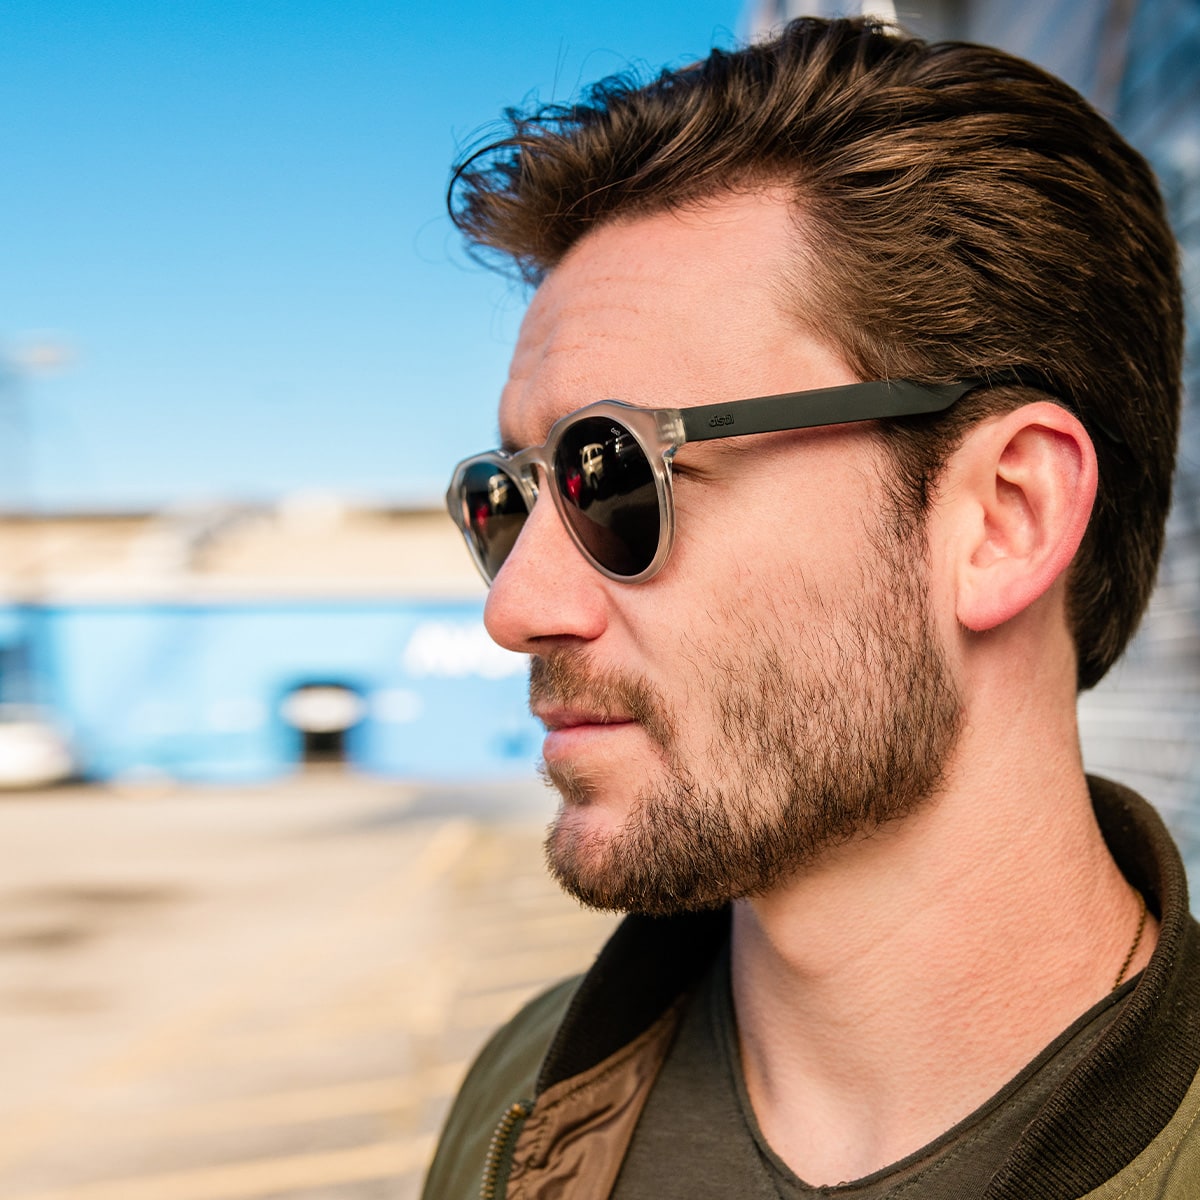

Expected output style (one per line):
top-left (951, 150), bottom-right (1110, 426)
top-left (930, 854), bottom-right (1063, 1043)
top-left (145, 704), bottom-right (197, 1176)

top-left (746, 0), bottom-right (1200, 870)
top-left (0, 504), bottom-right (538, 785)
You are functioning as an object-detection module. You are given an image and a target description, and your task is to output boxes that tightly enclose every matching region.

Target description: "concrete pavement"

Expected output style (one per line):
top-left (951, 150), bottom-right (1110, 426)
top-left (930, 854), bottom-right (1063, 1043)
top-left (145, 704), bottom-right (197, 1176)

top-left (0, 771), bottom-right (616, 1200)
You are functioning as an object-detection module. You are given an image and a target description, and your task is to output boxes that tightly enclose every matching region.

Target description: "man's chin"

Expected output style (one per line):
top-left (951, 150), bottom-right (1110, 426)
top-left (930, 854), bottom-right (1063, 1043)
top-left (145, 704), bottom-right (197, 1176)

top-left (542, 800), bottom-right (732, 917)
top-left (543, 811), bottom-right (623, 913)
top-left (541, 799), bottom-right (672, 914)
top-left (544, 799), bottom-right (628, 872)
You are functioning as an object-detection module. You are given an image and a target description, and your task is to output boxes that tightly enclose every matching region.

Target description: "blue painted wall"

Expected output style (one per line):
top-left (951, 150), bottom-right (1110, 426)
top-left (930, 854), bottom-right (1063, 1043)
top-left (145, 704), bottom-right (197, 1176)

top-left (3, 599), bottom-right (540, 782)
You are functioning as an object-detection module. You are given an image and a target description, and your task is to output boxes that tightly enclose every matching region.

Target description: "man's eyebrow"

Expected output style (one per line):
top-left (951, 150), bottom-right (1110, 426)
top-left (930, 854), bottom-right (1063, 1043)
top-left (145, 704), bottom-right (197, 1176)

top-left (499, 431), bottom-right (523, 455)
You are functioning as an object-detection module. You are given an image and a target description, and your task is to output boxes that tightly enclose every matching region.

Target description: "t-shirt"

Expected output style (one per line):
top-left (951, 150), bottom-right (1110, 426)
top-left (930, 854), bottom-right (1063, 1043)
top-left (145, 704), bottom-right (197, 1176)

top-left (612, 945), bottom-right (1134, 1198)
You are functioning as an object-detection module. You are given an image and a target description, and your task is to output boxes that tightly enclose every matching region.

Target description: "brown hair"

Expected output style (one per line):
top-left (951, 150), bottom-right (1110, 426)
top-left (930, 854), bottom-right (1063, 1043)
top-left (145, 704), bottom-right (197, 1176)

top-left (449, 17), bottom-right (1183, 690)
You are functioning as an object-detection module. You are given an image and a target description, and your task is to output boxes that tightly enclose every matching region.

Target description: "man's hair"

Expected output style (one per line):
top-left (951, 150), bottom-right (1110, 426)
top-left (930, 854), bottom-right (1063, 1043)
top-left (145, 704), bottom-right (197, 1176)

top-left (449, 17), bottom-right (1183, 690)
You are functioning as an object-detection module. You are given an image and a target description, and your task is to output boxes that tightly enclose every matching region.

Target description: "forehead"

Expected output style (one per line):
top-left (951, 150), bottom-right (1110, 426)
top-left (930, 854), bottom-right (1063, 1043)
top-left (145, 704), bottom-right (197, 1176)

top-left (498, 190), bottom-right (839, 447)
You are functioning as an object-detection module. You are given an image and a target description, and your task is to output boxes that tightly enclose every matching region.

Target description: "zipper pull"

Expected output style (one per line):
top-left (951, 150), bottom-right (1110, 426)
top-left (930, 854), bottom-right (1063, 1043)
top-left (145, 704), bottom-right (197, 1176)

top-left (481, 1099), bottom-right (532, 1200)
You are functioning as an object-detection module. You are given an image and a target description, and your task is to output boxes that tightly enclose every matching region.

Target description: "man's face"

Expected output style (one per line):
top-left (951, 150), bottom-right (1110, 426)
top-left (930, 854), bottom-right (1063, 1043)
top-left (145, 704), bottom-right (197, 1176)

top-left (485, 191), bottom-right (962, 914)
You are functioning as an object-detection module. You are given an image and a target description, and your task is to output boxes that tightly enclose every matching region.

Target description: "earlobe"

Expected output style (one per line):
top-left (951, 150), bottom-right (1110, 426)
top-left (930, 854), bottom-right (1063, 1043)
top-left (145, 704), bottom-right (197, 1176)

top-left (952, 403), bottom-right (1098, 633)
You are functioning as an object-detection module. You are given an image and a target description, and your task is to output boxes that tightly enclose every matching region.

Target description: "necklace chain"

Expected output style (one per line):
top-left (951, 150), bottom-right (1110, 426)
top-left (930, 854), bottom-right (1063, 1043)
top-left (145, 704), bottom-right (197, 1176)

top-left (1113, 890), bottom-right (1148, 991)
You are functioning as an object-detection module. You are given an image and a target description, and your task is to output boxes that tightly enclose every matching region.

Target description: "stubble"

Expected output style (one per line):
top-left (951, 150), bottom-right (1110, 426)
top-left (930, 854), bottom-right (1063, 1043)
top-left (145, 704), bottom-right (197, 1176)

top-left (532, 533), bottom-right (963, 915)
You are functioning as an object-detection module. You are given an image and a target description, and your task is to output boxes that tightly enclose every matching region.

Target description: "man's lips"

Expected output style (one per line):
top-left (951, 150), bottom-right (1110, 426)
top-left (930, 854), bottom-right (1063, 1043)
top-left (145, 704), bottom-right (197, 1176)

top-left (533, 706), bottom-right (636, 732)
top-left (539, 713), bottom-right (641, 764)
top-left (534, 708), bottom-right (640, 767)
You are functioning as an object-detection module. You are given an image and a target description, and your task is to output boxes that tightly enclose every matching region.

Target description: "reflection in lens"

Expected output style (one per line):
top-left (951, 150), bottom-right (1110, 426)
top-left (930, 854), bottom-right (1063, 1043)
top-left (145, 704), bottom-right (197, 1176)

top-left (555, 417), bottom-right (658, 576)
top-left (460, 461), bottom-right (528, 579)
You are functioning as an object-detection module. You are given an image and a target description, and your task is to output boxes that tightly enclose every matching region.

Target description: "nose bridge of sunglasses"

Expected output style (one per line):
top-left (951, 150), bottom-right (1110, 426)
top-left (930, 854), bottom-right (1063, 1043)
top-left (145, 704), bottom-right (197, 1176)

top-left (495, 445), bottom-right (544, 504)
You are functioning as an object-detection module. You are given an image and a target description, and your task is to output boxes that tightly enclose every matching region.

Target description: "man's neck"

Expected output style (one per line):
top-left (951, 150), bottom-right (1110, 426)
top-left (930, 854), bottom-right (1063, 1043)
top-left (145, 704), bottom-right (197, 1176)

top-left (729, 757), bottom-right (1156, 1185)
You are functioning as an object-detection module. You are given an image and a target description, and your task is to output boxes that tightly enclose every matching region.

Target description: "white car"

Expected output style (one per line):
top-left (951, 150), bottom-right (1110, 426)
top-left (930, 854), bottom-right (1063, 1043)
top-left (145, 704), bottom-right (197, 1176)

top-left (0, 707), bottom-right (75, 789)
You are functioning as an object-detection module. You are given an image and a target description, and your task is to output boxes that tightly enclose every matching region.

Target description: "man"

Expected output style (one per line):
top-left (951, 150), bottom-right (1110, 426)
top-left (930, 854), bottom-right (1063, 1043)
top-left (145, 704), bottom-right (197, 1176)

top-left (427, 16), bottom-right (1198, 1199)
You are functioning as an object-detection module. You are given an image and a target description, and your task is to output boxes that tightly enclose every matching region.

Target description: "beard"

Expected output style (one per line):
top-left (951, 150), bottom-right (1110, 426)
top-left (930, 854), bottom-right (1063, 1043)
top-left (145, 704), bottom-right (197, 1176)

top-left (531, 526), bottom-right (963, 916)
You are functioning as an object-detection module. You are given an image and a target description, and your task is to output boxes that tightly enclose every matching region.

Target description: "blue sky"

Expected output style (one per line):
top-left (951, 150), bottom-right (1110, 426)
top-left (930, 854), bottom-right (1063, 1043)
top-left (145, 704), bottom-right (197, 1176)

top-left (0, 1), bottom-right (740, 512)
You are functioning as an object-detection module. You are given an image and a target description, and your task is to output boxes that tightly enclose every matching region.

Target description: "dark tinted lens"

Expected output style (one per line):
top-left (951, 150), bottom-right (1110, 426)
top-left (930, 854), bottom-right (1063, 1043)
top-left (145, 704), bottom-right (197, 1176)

top-left (554, 417), bottom-right (659, 576)
top-left (459, 461), bottom-right (528, 580)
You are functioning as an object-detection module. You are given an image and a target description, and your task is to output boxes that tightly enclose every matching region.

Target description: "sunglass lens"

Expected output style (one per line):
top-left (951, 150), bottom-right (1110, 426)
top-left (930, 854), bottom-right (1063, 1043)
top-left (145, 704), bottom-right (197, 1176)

top-left (459, 461), bottom-right (529, 580)
top-left (554, 417), bottom-right (659, 577)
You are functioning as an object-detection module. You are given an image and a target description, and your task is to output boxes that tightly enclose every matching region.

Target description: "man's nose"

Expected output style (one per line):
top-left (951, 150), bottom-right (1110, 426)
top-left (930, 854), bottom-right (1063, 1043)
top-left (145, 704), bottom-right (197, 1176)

top-left (483, 489), bottom-right (609, 654)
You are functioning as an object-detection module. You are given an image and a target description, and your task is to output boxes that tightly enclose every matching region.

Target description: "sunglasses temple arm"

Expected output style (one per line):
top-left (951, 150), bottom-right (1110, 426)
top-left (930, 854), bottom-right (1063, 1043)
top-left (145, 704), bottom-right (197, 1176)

top-left (677, 381), bottom-right (974, 443)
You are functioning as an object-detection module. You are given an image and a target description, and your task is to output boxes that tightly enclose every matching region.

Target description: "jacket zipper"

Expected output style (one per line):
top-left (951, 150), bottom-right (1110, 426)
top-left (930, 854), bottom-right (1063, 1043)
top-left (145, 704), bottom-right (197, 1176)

top-left (481, 1099), bottom-right (532, 1200)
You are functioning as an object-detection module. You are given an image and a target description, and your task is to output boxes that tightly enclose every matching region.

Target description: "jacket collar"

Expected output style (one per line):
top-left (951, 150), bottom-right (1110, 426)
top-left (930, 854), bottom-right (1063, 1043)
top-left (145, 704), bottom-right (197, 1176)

top-left (986, 776), bottom-right (1200, 1198)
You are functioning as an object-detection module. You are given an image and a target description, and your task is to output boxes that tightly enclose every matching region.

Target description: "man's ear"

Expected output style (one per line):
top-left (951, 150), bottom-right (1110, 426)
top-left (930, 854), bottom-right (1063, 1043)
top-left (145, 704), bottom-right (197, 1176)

top-left (946, 403), bottom-right (1098, 632)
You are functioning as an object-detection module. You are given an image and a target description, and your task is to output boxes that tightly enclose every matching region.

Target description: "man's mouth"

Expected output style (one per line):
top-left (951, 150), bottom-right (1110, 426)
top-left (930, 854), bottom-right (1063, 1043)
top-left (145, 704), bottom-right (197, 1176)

top-left (534, 707), bottom-right (641, 767)
top-left (533, 706), bottom-right (636, 732)
top-left (527, 651), bottom-right (674, 757)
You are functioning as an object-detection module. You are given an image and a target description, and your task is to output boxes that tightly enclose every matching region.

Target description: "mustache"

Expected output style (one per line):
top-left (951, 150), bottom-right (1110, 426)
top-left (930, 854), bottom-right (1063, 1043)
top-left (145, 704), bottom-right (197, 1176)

top-left (528, 651), bottom-right (676, 752)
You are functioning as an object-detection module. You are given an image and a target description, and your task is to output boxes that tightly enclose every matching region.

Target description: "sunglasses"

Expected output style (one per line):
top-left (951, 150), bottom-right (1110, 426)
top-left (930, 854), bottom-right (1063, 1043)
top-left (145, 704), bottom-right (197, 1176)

top-left (446, 378), bottom-right (985, 586)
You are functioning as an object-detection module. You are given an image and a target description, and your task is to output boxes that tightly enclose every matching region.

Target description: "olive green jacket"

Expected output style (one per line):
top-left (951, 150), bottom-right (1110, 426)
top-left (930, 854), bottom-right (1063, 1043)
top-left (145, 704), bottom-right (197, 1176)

top-left (422, 779), bottom-right (1200, 1199)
